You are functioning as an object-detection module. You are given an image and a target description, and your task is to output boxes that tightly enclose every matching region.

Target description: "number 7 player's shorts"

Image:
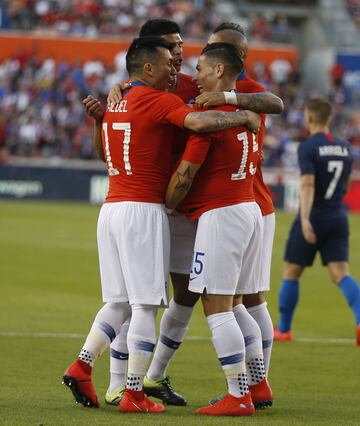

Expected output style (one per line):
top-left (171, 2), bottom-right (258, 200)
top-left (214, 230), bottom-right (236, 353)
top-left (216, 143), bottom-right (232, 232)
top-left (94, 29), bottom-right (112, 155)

top-left (284, 207), bottom-right (349, 266)
top-left (189, 202), bottom-right (263, 296)
top-left (97, 202), bottom-right (170, 307)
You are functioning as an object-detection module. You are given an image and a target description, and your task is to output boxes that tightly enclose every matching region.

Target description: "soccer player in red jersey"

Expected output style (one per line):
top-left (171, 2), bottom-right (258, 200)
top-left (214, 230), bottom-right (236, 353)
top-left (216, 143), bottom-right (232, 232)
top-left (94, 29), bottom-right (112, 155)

top-left (195, 24), bottom-right (279, 395)
top-left (166, 42), bottom-right (264, 416)
top-left (63, 36), bottom-right (261, 414)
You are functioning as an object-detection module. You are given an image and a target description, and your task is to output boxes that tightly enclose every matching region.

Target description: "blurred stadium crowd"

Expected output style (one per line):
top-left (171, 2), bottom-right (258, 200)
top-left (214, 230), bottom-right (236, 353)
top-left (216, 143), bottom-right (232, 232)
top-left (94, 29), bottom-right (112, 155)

top-left (1, 50), bottom-right (358, 167)
top-left (0, 1), bottom-right (359, 168)
top-left (1, 0), bottom-right (293, 42)
top-left (346, 0), bottom-right (360, 28)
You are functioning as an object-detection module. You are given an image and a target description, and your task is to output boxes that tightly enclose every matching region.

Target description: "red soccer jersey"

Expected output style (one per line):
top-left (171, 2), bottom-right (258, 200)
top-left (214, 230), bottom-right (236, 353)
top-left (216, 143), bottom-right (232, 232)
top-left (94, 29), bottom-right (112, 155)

top-left (174, 72), bottom-right (200, 103)
top-left (178, 104), bottom-right (260, 221)
top-left (236, 73), bottom-right (275, 215)
top-left (171, 73), bottom-right (199, 161)
top-left (102, 84), bottom-right (192, 203)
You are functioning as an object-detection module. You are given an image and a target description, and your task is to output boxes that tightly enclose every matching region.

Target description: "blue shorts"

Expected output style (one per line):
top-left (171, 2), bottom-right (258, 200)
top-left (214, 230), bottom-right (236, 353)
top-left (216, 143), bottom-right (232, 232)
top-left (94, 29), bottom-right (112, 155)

top-left (284, 207), bottom-right (349, 266)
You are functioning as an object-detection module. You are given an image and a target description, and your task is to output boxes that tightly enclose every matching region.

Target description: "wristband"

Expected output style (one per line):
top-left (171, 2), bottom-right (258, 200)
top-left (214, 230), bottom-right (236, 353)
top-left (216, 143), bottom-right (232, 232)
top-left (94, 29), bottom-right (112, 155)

top-left (223, 91), bottom-right (238, 106)
top-left (165, 207), bottom-right (174, 215)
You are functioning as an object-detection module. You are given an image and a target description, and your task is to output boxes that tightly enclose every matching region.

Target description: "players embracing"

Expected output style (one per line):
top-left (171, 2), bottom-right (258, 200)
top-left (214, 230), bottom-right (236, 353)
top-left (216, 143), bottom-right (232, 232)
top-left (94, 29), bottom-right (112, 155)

top-left (67, 19), bottom-right (285, 416)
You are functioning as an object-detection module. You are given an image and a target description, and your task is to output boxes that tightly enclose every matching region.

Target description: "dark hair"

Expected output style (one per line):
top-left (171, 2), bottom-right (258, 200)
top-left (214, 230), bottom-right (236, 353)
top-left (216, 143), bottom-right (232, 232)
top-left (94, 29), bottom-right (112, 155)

top-left (201, 42), bottom-right (243, 75)
top-left (139, 19), bottom-right (181, 37)
top-left (213, 22), bottom-right (245, 35)
top-left (126, 37), bottom-right (172, 75)
top-left (305, 98), bottom-right (333, 124)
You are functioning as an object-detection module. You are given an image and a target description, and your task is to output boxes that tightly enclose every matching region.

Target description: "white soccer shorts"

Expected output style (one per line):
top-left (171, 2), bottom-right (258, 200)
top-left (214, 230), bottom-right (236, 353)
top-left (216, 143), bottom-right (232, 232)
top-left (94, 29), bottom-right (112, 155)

top-left (169, 214), bottom-right (197, 275)
top-left (97, 202), bottom-right (170, 307)
top-left (258, 212), bottom-right (275, 292)
top-left (189, 202), bottom-right (263, 296)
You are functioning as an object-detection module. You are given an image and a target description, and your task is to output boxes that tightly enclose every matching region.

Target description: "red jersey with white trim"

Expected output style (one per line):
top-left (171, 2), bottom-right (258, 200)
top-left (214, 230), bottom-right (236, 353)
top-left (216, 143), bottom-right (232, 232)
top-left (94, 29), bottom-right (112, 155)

top-left (102, 84), bottom-right (192, 203)
top-left (178, 104), bottom-right (260, 221)
top-left (236, 73), bottom-right (275, 216)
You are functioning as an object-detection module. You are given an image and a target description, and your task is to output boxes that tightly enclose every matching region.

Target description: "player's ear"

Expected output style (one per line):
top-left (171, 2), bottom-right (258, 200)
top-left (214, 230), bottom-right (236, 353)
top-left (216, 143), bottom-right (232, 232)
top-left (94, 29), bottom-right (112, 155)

top-left (143, 62), bottom-right (153, 77)
top-left (216, 62), bottom-right (225, 79)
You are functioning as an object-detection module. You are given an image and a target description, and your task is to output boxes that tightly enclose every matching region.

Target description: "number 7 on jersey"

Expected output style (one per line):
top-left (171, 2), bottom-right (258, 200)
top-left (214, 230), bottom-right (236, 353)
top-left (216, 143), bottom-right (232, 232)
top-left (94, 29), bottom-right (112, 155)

top-left (102, 122), bottom-right (132, 176)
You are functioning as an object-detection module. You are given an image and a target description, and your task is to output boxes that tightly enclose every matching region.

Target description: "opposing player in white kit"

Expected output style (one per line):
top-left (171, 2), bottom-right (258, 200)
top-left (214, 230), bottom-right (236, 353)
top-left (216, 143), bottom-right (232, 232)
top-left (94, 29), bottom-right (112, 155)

top-left (166, 42), bottom-right (265, 416)
top-left (63, 36), bottom-right (262, 414)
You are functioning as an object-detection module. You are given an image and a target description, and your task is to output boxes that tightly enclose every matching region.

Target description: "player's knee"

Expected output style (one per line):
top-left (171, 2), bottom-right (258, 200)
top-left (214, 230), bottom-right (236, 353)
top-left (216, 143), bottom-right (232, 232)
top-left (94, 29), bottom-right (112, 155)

top-left (283, 263), bottom-right (303, 280)
top-left (172, 274), bottom-right (200, 307)
top-left (328, 262), bottom-right (350, 285)
top-left (243, 293), bottom-right (264, 308)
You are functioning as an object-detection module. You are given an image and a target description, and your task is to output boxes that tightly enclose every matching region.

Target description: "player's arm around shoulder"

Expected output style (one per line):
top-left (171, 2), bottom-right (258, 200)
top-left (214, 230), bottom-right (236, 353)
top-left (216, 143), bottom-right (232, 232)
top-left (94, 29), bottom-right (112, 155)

top-left (183, 108), bottom-right (261, 133)
top-left (194, 91), bottom-right (283, 114)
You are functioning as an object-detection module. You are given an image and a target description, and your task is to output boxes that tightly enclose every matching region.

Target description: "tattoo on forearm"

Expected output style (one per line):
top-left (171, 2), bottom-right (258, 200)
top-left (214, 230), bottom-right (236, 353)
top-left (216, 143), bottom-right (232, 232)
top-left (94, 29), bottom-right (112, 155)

top-left (236, 93), bottom-right (283, 114)
top-left (191, 111), bottom-right (248, 132)
top-left (175, 167), bottom-right (193, 191)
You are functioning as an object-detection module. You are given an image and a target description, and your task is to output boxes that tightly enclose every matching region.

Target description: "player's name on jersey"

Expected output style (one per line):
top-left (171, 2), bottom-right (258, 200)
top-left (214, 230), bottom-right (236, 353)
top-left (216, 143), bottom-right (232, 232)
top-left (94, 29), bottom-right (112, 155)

top-left (107, 100), bottom-right (128, 113)
top-left (318, 145), bottom-right (349, 157)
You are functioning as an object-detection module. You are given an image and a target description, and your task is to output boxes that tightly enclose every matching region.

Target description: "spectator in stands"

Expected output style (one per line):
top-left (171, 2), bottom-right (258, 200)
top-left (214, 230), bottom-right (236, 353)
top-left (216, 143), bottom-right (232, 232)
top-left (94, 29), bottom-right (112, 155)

top-left (272, 15), bottom-right (292, 43)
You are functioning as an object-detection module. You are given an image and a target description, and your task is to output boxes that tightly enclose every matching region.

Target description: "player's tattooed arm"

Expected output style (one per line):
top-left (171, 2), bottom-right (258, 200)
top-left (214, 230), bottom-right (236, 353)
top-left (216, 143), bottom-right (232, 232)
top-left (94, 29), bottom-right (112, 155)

top-left (195, 91), bottom-right (284, 114)
top-left (166, 161), bottom-right (202, 209)
top-left (184, 110), bottom-right (261, 133)
top-left (83, 96), bottom-right (105, 162)
top-left (300, 174), bottom-right (317, 244)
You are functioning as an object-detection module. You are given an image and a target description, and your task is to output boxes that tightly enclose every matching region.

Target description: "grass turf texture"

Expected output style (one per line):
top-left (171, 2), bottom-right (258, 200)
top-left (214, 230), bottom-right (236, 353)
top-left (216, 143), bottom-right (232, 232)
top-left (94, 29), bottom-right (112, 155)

top-left (1, 200), bottom-right (359, 425)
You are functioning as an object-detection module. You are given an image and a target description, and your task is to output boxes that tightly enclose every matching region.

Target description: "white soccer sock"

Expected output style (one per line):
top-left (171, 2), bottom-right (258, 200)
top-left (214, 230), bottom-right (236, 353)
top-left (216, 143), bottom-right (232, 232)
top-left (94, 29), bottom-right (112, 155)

top-left (207, 312), bottom-right (248, 398)
top-left (108, 319), bottom-right (129, 393)
top-left (127, 305), bottom-right (157, 391)
top-left (233, 303), bottom-right (266, 386)
top-left (79, 302), bottom-right (131, 367)
top-left (147, 299), bottom-right (193, 381)
top-left (247, 302), bottom-right (274, 375)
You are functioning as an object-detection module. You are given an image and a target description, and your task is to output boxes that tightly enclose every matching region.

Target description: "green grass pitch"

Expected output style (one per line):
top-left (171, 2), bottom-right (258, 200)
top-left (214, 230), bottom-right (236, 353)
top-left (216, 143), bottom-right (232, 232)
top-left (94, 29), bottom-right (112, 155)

top-left (1, 200), bottom-right (359, 425)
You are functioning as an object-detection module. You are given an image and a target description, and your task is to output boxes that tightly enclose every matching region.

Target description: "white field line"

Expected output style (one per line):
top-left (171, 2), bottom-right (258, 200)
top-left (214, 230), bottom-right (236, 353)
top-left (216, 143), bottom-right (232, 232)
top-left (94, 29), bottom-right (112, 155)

top-left (0, 331), bottom-right (355, 345)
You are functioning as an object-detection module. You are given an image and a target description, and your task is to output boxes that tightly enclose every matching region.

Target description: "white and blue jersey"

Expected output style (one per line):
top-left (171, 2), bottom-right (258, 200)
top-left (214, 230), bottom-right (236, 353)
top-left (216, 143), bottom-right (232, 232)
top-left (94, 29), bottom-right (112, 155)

top-left (285, 132), bottom-right (353, 266)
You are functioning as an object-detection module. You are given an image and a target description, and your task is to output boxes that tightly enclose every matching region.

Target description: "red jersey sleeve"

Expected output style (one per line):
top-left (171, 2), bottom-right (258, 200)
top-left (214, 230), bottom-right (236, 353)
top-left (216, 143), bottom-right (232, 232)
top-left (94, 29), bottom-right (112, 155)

top-left (181, 133), bottom-right (211, 164)
top-left (152, 91), bottom-right (192, 128)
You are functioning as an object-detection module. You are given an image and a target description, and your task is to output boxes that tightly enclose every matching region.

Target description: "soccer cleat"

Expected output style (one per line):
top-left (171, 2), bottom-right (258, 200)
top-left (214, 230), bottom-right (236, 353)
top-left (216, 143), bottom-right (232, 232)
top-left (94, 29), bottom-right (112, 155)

top-left (355, 325), bottom-right (360, 346)
top-left (208, 396), bottom-right (223, 405)
top-left (249, 378), bottom-right (273, 409)
top-left (118, 389), bottom-right (165, 413)
top-left (143, 376), bottom-right (187, 406)
top-left (105, 386), bottom-right (125, 405)
top-left (196, 392), bottom-right (255, 416)
top-left (62, 359), bottom-right (99, 408)
top-left (274, 326), bottom-right (292, 342)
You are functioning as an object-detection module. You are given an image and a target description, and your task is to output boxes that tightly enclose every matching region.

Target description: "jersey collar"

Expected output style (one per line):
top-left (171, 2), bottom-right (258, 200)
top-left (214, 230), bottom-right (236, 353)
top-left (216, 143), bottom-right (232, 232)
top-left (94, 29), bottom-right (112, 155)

top-left (236, 70), bottom-right (247, 81)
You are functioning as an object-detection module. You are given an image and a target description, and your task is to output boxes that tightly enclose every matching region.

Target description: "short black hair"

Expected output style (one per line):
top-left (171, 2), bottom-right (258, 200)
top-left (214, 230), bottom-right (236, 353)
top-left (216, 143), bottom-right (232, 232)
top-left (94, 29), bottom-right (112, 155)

top-left (201, 42), bottom-right (244, 76)
top-left (139, 19), bottom-right (181, 37)
top-left (126, 37), bottom-right (173, 75)
top-left (213, 22), bottom-right (245, 35)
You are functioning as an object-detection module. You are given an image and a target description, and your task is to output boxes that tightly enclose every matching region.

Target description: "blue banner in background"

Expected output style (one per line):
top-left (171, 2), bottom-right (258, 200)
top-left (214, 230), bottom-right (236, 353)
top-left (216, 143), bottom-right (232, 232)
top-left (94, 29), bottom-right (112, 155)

top-left (0, 164), bottom-right (288, 209)
top-left (0, 165), bottom-right (107, 201)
